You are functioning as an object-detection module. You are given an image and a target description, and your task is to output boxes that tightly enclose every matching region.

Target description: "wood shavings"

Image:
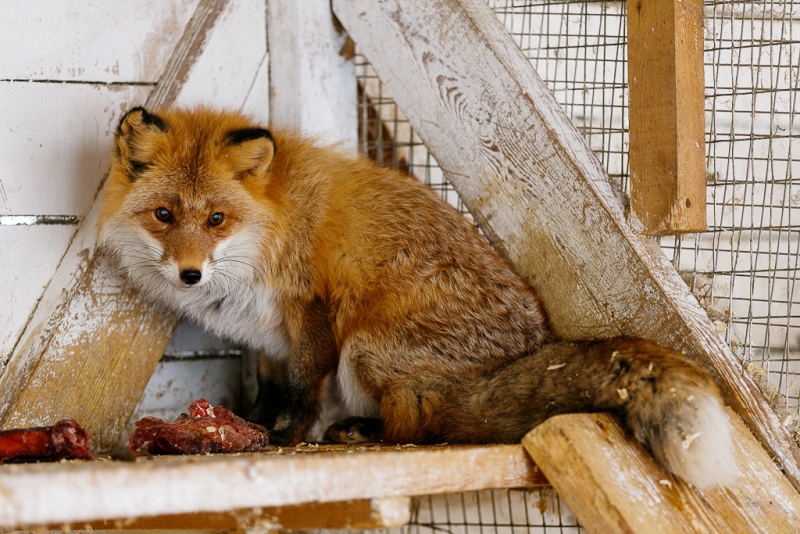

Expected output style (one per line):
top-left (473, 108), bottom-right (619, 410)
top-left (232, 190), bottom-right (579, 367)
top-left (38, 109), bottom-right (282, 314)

top-left (659, 479), bottom-right (673, 488)
top-left (617, 388), bottom-right (629, 400)
top-left (546, 363), bottom-right (566, 371)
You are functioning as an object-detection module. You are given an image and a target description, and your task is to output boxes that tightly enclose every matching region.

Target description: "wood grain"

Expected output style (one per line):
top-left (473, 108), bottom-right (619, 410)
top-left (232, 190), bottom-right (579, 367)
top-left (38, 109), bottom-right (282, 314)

top-left (628, 0), bottom-right (707, 235)
top-left (332, 0), bottom-right (800, 491)
top-left (0, 444), bottom-right (544, 528)
top-left (55, 497), bottom-right (410, 531)
top-left (523, 411), bottom-right (800, 534)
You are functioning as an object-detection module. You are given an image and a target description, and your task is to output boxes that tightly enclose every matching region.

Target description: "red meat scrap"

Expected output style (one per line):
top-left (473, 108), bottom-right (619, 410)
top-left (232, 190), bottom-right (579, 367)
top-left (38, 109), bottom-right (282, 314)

top-left (128, 399), bottom-right (269, 455)
top-left (0, 419), bottom-right (95, 463)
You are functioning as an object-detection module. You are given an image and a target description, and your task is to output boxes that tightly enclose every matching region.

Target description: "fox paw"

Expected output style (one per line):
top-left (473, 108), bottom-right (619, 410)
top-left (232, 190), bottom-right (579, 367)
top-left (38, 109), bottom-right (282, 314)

top-left (323, 417), bottom-right (383, 444)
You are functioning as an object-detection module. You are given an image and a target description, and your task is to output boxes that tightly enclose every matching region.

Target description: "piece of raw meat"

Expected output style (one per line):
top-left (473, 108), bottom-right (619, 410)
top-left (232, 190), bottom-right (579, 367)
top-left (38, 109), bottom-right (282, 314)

top-left (129, 398), bottom-right (269, 455)
top-left (0, 419), bottom-right (95, 463)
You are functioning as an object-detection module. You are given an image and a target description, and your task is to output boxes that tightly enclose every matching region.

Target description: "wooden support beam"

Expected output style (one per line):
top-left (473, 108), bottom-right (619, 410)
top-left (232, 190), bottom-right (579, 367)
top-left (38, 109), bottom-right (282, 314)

top-left (628, 0), bottom-right (707, 235)
top-left (523, 411), bottom-right (800, 533)
top-left (332, 0), bottom-right (800, 491)
top-left (53, 497), bottom-right (411, 531)
top-left (0, 444), bottom-right (544, 528)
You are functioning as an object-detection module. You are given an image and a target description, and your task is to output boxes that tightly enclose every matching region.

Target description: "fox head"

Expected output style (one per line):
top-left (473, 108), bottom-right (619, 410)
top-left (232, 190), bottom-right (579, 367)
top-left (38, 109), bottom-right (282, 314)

top-left (98, 107), bottom-right (278, 308)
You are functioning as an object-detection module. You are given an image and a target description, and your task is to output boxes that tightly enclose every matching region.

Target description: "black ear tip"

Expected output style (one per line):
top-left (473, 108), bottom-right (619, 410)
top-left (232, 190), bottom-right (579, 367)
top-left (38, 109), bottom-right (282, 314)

top-left (226, 127), bottom-right (275, 148)
top-left (117, 106), bottom-right (168, 134)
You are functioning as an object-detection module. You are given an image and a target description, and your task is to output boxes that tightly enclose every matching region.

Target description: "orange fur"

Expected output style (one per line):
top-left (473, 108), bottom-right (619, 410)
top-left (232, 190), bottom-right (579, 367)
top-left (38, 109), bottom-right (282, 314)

top-left (99, 107), bottom-right (736, 489)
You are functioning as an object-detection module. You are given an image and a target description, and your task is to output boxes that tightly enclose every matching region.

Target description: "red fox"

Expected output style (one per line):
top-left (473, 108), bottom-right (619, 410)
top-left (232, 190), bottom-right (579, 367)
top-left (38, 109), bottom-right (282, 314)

top-left (98, 107), bottom-right (736, 489)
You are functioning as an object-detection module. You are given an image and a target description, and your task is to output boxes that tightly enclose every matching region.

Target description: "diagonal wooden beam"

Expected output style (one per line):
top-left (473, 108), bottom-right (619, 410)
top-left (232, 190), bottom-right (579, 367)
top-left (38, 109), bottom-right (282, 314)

top-left (0, 444), bottom-right (543, 528)
top-left (523, 411), bottom-right (800, 533)
top-left (332, 0), bottom-right (800, 491)
top-left (0, 0), bottom-right (231, 452)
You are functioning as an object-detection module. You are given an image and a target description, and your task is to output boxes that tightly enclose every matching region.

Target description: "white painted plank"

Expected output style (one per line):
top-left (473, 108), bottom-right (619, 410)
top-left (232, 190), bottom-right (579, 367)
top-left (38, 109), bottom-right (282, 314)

top-left (0, 82), bottom-right (151, 215)
top-left (0, 444), bottom-right (543, 527)
top-left (268, 0), bottom-right (357, 147)
top-left (241, 51), bottom-right (270, 123)
top-left (174, 0), bottom-right (267, 112)
top-left (0, 0), bottom-right (200, 82)
top-left (0, 225), bottom-right (77, 363)
top-left (332, 0), bottom-right (800, 490)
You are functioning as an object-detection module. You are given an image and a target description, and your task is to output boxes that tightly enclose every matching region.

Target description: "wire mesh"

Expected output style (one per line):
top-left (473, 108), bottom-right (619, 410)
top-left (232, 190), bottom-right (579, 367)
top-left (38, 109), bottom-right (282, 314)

top-left (298, 489), bottom-right (583, 534)
top-left (353, 0), bottom-right (800, 530)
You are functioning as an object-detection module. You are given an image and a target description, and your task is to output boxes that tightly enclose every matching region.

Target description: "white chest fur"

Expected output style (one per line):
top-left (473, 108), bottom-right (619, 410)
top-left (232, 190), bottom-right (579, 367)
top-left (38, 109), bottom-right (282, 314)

top-left (187, 284), bottom-right (291, 360)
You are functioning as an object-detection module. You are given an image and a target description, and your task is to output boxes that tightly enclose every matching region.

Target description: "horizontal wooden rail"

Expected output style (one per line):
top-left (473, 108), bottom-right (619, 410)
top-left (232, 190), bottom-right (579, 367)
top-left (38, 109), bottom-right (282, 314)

top-left (0, 444), bottom-right (545, 528)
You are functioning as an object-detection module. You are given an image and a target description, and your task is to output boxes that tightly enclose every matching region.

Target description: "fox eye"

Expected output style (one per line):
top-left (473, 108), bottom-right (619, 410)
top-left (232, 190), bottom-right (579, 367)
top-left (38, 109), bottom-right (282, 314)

top-left (154, 207), bottom-right (173, 223)
top-left (208, 212), bottom-right (225, 226)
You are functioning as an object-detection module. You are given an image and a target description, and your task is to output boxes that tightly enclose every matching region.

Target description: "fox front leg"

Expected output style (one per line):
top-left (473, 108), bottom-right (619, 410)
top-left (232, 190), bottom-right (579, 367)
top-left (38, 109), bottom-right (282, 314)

top-left (266, 297), bottom-right (338, 446)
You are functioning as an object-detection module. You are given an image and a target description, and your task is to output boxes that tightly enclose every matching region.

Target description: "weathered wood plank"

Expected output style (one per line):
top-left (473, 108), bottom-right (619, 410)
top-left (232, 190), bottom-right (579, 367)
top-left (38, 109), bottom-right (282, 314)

top-left (628, 0), bottom-right (707, 235)
top-left (268, 0), bottom-right (357, 147)
top-left (0, 82), bottom-right (151, 216)
top-left (0, 225), bottom-right (77, 367)
top-left (174, 0), bottom-right (268, 117)
top-left (144, 0), bottom-right (230, 108)
top-left (0, 0), bottom-right (200, 83)
top-left (0, 0), bottom-right (252, 452)
top-left (0, 445), bottom-right (543, 528)
top-left (56, 497), bottom-right (410, 531)
top-left (523, 411), bottom-right (800, 534)
top-left (332, 0), bottom-right (800, 490)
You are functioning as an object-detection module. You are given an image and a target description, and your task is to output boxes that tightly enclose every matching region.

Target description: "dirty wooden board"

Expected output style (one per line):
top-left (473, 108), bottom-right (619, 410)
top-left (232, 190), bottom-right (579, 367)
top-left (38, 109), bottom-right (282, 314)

top-left (0, 0), bottom-right (200, 83)
top-left (0, 0), bottom-right (238, 451)
top-left (52, 497), bottom-right (410, 531)
top-left (0, 444), bottom-right (544, 528)
top-left (628, 0), bottom-right (707, 235)
top-left (332, 0), bottom-right (800, 491)
top-left (523, 411), bottom-right (800, 533)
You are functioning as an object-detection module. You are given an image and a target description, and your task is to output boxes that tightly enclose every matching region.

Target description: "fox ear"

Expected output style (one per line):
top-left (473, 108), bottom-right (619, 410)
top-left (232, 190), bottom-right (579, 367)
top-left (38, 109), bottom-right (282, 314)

top-left (115, 107), bottom-right (168, 180)
top-left (223, 128), bottom-right (276, 177)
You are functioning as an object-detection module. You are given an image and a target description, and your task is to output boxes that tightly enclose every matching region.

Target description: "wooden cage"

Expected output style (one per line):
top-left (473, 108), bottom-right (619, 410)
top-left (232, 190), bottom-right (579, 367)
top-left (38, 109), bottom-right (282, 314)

top-left (2, 0), bottom-right (800, 532)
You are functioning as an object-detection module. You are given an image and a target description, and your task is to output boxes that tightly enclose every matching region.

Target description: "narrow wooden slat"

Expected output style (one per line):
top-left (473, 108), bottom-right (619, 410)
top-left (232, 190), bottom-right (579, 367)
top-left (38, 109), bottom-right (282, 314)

top-left (628, 0), bottom-right (707, 235)
top-left (0, 445), bottom-right (544, 528)
top-left (523, 411), bottom-right (800, 534)
top-left (267, 0), bottom-right (357, 147)
top-left (0, 0), bottom-right (233, 452)
top-left (61, 497), bottom-right (410, 531)
top-left (332, 0), bottom-right (800, 491)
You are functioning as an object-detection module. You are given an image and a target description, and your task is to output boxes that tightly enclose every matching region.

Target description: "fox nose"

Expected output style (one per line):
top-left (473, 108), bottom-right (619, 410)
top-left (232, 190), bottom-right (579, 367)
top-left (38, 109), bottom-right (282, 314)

top-left (180, 269), bottom-right (202, 285)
